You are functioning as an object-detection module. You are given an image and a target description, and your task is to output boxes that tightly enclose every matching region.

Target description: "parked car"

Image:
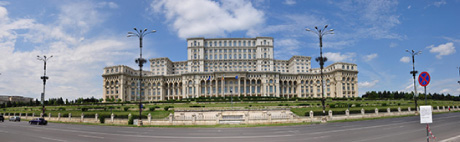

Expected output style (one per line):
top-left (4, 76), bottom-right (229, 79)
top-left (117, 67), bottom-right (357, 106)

top-left (29, 118), bottom-right (47, 125)
top-left (0, 115), bottom-right (4, 122)
top-left (9, 116), bottom-right (20, 122)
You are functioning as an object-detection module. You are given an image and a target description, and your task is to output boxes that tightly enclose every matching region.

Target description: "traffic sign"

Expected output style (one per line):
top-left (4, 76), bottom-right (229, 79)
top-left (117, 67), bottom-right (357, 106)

top-left (418, 72), bottom-right (430, 86)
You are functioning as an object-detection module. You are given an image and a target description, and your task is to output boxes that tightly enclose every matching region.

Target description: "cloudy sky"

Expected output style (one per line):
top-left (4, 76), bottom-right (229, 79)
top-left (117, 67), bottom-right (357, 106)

top-left (0, 0), bottom-right (459, 100)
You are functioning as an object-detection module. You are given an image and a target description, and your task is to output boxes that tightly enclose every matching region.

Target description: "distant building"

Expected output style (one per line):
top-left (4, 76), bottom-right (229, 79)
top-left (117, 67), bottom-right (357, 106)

top-left (102, 37), bottom-right (358, 102)
top-left (0, 95), bottom-right (34, 104)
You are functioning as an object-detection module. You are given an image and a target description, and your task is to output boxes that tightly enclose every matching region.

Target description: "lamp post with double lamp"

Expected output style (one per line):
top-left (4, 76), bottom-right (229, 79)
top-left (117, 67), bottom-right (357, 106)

top-left (406, 49), bottom-right (421, 112)
top-left (127, 28), bottom-right (156, 126)
top-left (37, 55), bottom-right (53, 118)
top-left (306, 25), bottom-right (334, 115)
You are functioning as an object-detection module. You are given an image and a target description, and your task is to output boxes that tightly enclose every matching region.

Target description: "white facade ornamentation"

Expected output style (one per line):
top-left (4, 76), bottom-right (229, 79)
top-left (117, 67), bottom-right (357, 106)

top-left (102, 37), bottom-right (358, 102)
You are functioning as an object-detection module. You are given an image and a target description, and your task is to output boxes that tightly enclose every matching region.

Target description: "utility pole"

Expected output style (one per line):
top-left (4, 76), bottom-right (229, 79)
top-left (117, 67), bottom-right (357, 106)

top-left (37, 55), bottom-right (53, 118)
top-left (406, 50), bottom-right (421, 112)
top-left (128, 28), bottom-right (156, 126)
top-left (306, 25), bottom-right (334, 115)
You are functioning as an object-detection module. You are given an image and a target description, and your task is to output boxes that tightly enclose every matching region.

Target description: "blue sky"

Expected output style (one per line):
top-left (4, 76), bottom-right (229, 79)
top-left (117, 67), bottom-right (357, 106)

top-left (0, 0), bottom-right (459, 100)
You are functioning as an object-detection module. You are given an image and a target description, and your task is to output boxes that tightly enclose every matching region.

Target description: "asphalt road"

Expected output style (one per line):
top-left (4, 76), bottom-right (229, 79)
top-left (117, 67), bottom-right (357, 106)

top-left (1, 112), bottom-right (459, 142)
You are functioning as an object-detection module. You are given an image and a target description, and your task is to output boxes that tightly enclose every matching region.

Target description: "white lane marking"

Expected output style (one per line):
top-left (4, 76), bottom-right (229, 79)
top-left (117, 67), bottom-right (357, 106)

top-left (0, 130), bottom-right (8, 133)
top-left (40, 136), bottom-right (67, 142)
top-left (440, 135), bottom-right (460, 142)
top-left (78, 134), bottom-right (104, 139)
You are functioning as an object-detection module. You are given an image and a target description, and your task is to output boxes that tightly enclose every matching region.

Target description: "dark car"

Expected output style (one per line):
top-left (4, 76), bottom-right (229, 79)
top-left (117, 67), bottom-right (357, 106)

top-left (29, 118), bottom-right (47, 125)
top-left (0, 115), bottom-right (4, 122)
top-left (9, 116), bottom-right (20, 122)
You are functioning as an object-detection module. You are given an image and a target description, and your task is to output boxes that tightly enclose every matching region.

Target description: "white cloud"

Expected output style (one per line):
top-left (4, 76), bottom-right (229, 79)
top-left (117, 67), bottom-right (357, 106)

top-left (335, 0), bottom-right (402, 39)
top-left (400, 56), bottom-right (410, 63)
top-left (433, 0), bottom-right (446, 7)
top-left (363, 53), bottom-right (378, 62)
top-left (359, 80), bottom-right (379, 88)
top-left (427, 42), bottom-right (456, 59)
top-left (0, 2), bottom-right (138, 100)
top-left (274, 38), bottom-right (300, 59)
top-left (151, 0), bottom-right (265, 39)
top-left (390, 42), bottom-right (398, 48)
top-left (323, 52), bottom-right (356, 62)
top-left (283, 0), bottom-right (296, 5)
top-left (440, 89), bottom-right (450, 94)
top-left (407, 5), bottom-right (411, 9)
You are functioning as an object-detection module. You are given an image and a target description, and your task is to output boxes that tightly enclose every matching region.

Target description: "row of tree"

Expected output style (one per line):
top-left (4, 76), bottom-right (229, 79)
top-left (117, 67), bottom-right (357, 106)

top-left (362, 91), bottom-right (460, 101)
top-left (0, 97), bottom-right (102, 108)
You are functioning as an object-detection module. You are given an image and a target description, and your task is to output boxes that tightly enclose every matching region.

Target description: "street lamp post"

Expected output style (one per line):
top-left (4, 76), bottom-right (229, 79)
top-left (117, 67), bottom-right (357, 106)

top-left (230, 88), bottom-right (233, 109)
top-left (406, 50), bottom-right (421, 112)
top-left (37, 55), bottom-right (53, 118)
top-left (306, 25), bottom-right (334, 115)
top-left (128, 28), bottom-right (156, 126)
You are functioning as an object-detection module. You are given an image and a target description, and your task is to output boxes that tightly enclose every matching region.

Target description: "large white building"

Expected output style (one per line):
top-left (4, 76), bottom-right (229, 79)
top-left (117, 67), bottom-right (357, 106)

top-left (102, 37), bottom-right (358, 102)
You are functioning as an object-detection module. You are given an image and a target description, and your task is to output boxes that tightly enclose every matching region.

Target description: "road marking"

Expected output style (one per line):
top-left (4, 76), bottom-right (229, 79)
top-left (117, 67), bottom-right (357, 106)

top-left (439, 135), bottom-right (460, 142)
top-left (0, 130), bottom-right (8, 133)
top-left (78, 134), bottom-right (104, 139)
top-left (40, 136), bottom-right (67, 142)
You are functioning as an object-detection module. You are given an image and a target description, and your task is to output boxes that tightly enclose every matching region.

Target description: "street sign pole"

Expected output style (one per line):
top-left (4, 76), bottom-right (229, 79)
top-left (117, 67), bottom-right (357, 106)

top-left (418, 71), bottom-right (431, 142)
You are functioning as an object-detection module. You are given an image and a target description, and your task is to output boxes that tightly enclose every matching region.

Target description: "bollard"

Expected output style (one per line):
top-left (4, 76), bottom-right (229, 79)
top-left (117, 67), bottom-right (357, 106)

top-left (309, 110), bottom-right (314, 119)
top-left (361, 108), bottom-right (365, 115)
top-left (192, 114), bottom-right (196, 125)
top-left (58, 113), bottom-right (61, 121)
top-left (398, 107), bottom-right (401, 113)
top-left (168, 113), bottom-right (173, 124)
top-left (69, 113), bottom-right (72, 120)
top-left (49, 113), bottom-right (51, 119)
top-left (375, 108), bottom-right (379, 115)
top-left (95, 113), bottom-right (98, 122)
top-left (408, 107), bottom-right (411, 112)
top-left (268, 113), bottom-right (272, 123)
top-left (111, 113), bottom-right (114, 123)
top-left (328, 110), bottom-right (333, 118)
top-left (346, 109), bottom-right (349, 116)
top-left (32, 113), bottom-right (35, 118)
top-left (387, 108), bottom-right (391, 113)
top-left (148, 113), bottom-right (151, 123)
top-left (81, 113), bottom-right (84, 122)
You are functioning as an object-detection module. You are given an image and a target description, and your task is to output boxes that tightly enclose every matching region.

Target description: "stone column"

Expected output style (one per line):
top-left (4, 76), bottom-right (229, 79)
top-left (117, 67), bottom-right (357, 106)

top-left (32, 113), bottom-right (35, 118)
top-left (238, 77), bottom-right (241, 97)
top-left (408, 107), bottom-right (411, 112)
top-left (346, 109), bottom-right (349, 116)
top-left (361, 108), bottom-right (365, 115)
top-left (95, 113), bottom-right (98, 122)
top-left (192, 114), bottom-right (196, 125)
top-left (81, 113), bottom-right (84, 122)
top-left (111, 113), bottom-right (114, 123)
top-left (268, 113), bottom-right (272, 123)
top-left (437, 106), bottom-right (440, 111)
top-left (442, 106), bottom-right (445, 111)
top-left (387, 108), bottom-right (391, 113)
top-left (48, 113), bottom-right (51, 119)
top-left (58, 113), bottom-right (61, 121)
top-left (25, 113), bottom-right (28, 119)
top-left (375, 108), bottom-right (379, 115)
top-left (398, 107), bottom-right (401, 113)
top-left (69, 113), bottom-right (72, 120)
top-left (148, 113), bottom-right (151, 123)
top-left (241, 112), bottom-right (247, 123)
top-left (328, 110), bottom-right (333, 118)
top-left (40, 113), bottom-right (43, 118)
top-left (309, 111), bottom-right (314, 119)
top-left (169, 113), bottom-right (173, 124)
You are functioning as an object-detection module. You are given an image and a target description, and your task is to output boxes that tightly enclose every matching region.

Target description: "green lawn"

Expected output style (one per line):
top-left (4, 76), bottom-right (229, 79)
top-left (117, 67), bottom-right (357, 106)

top-left (2, 99), bottom-right (458, 119)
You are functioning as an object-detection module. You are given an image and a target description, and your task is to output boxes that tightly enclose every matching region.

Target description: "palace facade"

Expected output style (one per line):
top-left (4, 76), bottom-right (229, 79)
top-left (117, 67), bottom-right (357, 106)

top-left (102, 37), bottom-right (358, 102)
